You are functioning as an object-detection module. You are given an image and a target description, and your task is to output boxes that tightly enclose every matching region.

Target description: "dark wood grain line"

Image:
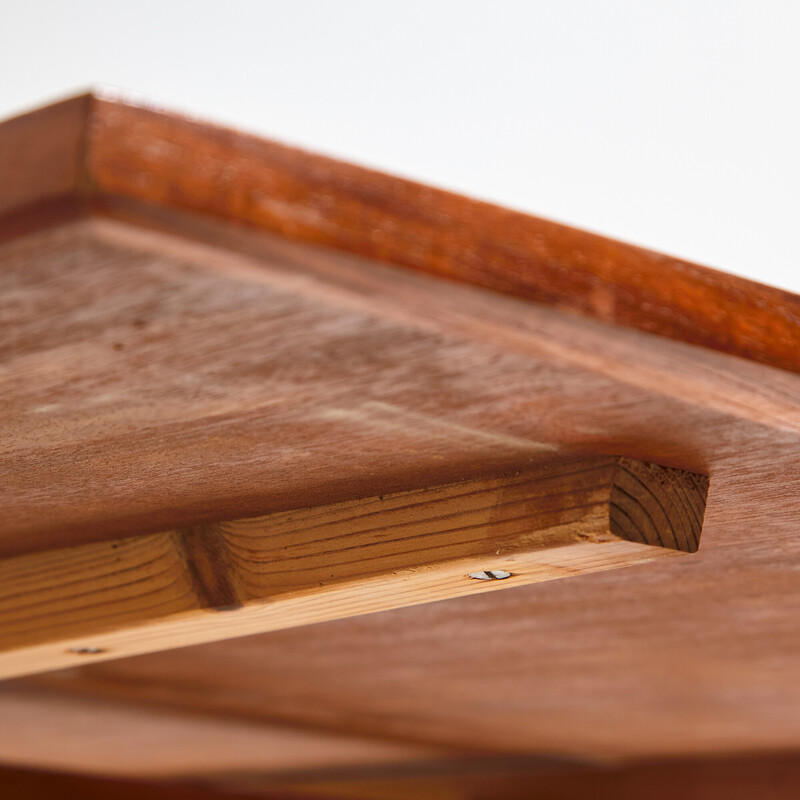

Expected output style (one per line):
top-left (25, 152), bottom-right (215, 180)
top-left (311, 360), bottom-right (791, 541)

top-left (228, 492), bottom-right (606, 548)
top-left (227, 503), bottom-right (608, 580)
top-left (0, 544), bottom-right (175, 607)
top-left (0, 587), bottom-right (198, 648)
top-left (640, 464), bottom-right (706, 553)
top-left (611, 484), bottom-right (669, 549)
top-left (609, 460), bottom-right (707, 553)
top-left (622, 469), bottom-right (677, 549)
top-left (609, 501), bottom-right (650, 547)
top-left (227, 465), bottom-right (608, 538)
top-left (173, 527), bottom-right (243, 611)
top-left (666, 478), bottom-right (702, 552)
top-left (653, 472), bottom-right (699, 551)
top-left (1, 565), bottom-right (184, 623)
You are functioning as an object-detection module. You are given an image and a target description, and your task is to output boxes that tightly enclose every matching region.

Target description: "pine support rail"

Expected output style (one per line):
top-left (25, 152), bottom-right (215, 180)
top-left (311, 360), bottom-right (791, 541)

top-left (0, 455), bottom-right (707, 679)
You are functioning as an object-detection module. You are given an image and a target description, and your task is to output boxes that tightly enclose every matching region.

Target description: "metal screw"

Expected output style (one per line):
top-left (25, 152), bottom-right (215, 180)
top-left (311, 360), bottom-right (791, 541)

top-left (468, 570), bottom-right (512, 581)
top-left (68, 647), bottom-right (106, 655)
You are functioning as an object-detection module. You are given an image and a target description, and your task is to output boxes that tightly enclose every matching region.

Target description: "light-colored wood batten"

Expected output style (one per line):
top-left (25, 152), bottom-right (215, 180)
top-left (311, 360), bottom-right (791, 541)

top-left (0, 456), bottom-right (707, 680)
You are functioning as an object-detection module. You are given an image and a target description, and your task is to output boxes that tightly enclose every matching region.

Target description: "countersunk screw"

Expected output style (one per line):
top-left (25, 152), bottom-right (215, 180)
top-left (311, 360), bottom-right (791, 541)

top-left (468, 570), bottom-right (512, 581)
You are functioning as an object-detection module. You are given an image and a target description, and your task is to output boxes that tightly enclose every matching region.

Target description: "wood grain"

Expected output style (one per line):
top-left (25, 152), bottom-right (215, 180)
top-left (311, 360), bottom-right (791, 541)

top-left (0, 456), bottom-right (704, 679)
top-left (40, 527), bottom-right (800, 763)
top-left (1, 208), bottom-right (799, 767)
top-left (4, 93), bottom-right (800, 374)
top-left (0, 217), bottom-right (782, 557)
top-left (5, 94), bottom-right (800, 777)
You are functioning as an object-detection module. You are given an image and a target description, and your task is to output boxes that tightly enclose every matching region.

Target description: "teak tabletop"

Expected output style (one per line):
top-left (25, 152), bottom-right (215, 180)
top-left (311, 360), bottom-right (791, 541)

top-left (2, 93), bottom-right (800, 799)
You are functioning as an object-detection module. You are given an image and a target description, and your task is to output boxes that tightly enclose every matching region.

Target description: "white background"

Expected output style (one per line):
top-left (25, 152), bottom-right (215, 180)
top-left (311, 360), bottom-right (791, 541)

top-left (2, 1), bottom-right (798, 291)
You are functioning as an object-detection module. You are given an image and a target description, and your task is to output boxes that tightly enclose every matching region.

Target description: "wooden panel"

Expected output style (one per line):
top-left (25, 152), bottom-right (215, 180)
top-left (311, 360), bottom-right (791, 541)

top-left (218, 753), bottom-right (800, 800)
top-left (0, 216), bottom-right (784, 556)
top-left (0, 95), bottom-right (87, 219)
top-left (0, 456), bottom-right (705, 679)
top-left (5, 753), bottom-right (800, 800)
top-left (4, 93), bottom-right (800, 374)
top-left (79, 97), bottom-right (800, 375)
top-left (0, 685), bottom-right (448, 778)
top-left (5, 94), bottom-right (800, 778)
top-left (3, 213), bottom-right (800, 764)
top-left (3, 207), bottom-right (800, 765)
top-left (33, 537), bottom-right (800, 760)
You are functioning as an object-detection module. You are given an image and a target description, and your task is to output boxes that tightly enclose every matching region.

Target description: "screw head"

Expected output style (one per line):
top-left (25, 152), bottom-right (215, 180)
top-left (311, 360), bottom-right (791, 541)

top-left (468, 570), bottom-right (512, 581)
top-left (68, 647), bottom-right (105, 655)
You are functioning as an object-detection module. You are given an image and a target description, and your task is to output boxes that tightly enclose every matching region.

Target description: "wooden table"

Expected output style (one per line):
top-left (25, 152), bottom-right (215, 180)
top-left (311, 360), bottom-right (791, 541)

top-left (2, 93), bottom-right (800, 798)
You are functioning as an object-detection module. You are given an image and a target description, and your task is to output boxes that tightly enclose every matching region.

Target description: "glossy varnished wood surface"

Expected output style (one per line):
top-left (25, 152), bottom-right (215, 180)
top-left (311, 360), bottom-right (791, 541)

top-left (4, 93), bottom-right (800, 374)
top-left (88, 97), bottom-right (800, 376)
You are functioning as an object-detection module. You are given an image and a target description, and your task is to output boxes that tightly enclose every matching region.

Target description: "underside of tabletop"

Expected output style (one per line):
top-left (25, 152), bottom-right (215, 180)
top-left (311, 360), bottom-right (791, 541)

top-left (2, 94), bottom-right (800, 798)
